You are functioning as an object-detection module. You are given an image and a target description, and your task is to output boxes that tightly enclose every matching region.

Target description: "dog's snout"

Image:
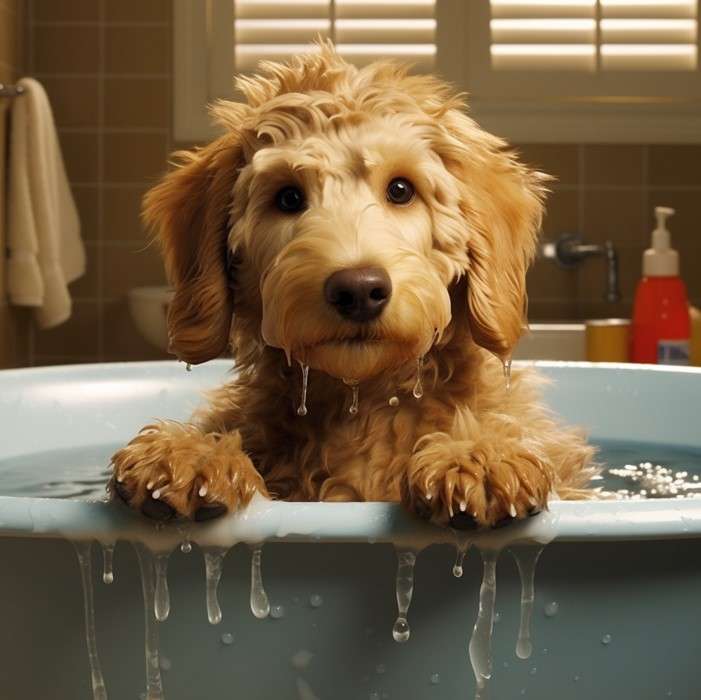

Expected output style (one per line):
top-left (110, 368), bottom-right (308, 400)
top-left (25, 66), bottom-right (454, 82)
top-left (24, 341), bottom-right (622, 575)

top-left (324, 267), bottom-right (392, 322)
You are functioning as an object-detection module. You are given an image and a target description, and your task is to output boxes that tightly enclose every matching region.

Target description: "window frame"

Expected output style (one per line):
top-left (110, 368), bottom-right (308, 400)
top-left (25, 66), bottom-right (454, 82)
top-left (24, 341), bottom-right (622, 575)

top-left (173, 0), bottom-right (701, 143)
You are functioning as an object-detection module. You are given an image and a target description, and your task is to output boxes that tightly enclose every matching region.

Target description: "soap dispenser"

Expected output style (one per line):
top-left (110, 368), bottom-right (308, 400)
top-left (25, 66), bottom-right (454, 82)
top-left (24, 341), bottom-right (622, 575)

top-left (631, 207), bottom-right (690, 364)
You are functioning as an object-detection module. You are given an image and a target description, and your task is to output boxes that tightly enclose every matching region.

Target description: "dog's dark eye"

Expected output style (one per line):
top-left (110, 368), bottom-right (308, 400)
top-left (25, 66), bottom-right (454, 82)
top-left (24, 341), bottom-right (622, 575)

top-left (275, 186), bottom-right (305, 213)
top-left (386, 178), bottom-right (415, 205)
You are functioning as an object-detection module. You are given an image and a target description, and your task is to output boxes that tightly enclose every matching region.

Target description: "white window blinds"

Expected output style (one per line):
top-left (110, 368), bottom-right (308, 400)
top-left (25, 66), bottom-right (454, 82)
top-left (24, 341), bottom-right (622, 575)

top-left (490, 0), bottom-right (698, 71)
top-left (234, 0), bottom-right (437, 72)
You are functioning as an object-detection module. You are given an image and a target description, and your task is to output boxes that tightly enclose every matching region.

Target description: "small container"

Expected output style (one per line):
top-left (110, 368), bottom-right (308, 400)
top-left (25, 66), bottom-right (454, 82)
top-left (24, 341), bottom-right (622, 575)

top-left (586, 319), bottom-right (631, 362)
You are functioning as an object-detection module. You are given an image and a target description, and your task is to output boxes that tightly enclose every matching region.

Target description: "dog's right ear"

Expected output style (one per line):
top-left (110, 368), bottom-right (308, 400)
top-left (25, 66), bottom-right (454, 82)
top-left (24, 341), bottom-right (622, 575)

top-left (142, 130), bottom-right (243, 365)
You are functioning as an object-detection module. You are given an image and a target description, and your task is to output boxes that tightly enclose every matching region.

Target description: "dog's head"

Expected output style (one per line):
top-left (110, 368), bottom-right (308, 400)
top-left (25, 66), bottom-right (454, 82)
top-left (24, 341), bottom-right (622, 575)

top-left (145, 45), bottom-right (546, 381)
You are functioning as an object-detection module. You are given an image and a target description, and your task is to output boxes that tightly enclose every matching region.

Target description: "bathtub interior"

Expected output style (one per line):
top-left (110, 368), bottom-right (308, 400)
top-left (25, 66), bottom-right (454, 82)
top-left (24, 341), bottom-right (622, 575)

top-left (0, 360), bottom-right (700, 700)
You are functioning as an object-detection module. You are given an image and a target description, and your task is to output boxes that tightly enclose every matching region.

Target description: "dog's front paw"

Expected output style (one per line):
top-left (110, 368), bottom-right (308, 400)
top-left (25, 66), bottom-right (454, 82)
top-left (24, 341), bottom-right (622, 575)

top-left (402, 436), bottom-right (552, 529)
top-left (109, 422), bottom-right (265, 522)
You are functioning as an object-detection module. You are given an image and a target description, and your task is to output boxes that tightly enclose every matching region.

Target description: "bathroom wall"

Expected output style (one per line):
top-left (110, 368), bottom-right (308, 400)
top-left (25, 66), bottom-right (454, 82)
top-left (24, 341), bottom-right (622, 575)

top-left (0, 0), bottom-right (31, 368)
top-left (4, 0), bottom-right (700, 366)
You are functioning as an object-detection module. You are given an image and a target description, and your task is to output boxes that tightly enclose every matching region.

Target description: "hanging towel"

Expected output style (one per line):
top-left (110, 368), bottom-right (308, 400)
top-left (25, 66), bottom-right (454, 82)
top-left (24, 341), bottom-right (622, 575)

top-left (6, 77), bottom-right (85, 329)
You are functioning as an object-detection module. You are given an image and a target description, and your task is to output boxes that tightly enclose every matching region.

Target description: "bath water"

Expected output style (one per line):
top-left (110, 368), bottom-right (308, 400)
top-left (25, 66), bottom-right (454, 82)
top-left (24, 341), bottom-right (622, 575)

top-left (0, 439), bottom-right (699, 500)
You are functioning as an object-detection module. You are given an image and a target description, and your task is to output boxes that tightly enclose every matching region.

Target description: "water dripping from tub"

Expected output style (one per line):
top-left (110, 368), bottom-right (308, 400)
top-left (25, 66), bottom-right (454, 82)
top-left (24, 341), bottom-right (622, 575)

top-left (74, 542), bottom-right (108, 700)
top-left (453, 543), bottom-right (470, 578)
top-left (392, 550), bottom-right (416, 643)
top-left (512, 546), bottom-right (544, 660)
top-left (469, 550), bottom-right (499, 700)
top-left (185, 363), bottom-right (192, 372)
top-left (412, 357), bottom-right (424, 399)
top-left (101, 543), bottom-right (115, 585)
top-left (134, 543), bottom-right (164, 700)
top-left (203, 547), bottom-right (227, 625)
top-left (180, 541), bottom-right (192, 554)
top-left (297, 363), bottom-right (310, 416)
top-left (154, 553), bottom-right (171, 623)
top-left (250, 545), bottom-right (271, 619)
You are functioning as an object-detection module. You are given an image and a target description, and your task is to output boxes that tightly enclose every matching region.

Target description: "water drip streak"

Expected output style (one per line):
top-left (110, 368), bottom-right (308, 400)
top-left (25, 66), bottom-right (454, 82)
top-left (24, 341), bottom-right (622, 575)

top-left (134, 543), bottom-right (164, 700)
top-left (513, 546), bottom-right (544, 660)
top-left (203, 547), bottom-right (227, 625)
top-left (469, 550), bottom-right (499, 700)
top-left (392, 550), bottom-right (416, 642)
top-left (250, 545), bottom-right (270, 619)
top-left (101, 543), bottom-right (114, 585)
top-left (412, 357), bottom-right (424, 399)
top-left (154, 553), bottom-right (171, 622)
top-left (74, 542), bottom-right (108, 700)
top-left (453, 544), bottom-right (469, 578)
top-left (503, 358), bottom-right (512, 392)
top-left (297, 363), bottom-right (310, 416)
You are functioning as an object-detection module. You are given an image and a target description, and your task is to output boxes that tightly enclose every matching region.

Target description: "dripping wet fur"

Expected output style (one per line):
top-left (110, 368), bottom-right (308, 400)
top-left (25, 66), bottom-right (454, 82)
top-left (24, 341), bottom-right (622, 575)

top-left (110, 42), bottom-right (598, 529)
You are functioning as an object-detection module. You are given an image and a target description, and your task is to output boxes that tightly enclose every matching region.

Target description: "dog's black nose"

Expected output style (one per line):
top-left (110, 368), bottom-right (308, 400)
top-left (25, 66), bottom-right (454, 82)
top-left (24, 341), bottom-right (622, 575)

top-left (324, 267), bottom-right (392, 322)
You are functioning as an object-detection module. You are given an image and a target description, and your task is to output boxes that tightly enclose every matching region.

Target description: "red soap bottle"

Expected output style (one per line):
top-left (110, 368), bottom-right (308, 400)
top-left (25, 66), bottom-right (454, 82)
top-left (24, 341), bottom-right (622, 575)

top-left (631, 207), bottom-right (690, 365)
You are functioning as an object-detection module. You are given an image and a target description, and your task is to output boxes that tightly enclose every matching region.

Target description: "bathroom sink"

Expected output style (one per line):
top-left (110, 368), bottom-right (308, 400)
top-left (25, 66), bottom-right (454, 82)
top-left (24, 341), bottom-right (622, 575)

top-left (129, 285), bottom-right (588, 360)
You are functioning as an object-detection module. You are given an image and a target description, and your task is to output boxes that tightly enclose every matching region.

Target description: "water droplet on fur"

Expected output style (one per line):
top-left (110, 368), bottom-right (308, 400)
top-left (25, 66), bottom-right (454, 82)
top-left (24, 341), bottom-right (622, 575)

top-left (343, 379), bottom-right (360, 415)
top-left (469, 550), bottom-right (499, 700)
top-left (503, 357), bottom-right (512, 392)
top-left (392, 550), bottom-right (416, 642)
top-left (309, 593), bottom-right (323, 608)
top-left (154, 553), bottom-right (171, 622)
top-left (601, 633), bottom-right (612, 645)
top-left (185, 363), bottom-right (192, 372)
top-left (180, 541), bottom-right (192, 554)
top-left (101, 543), bottom-right (115, 585)
top-left (203, 547), bottom-right (227, 625)
top-left (412, 357), bottom-right (424, 399)
top-left (220, 632), bottom-right (234, 646)
top-left (544, 601), bottom-right (559, 617)
top-left (513, 546), bottom-right (543, 660)
top-left (297, 363), bottom-right (309, 416)
top-left (250, 546), bottom-right (270, 619)
top-left (74, 542), bottom-right (108, 700)
top-left (388, 395), bottom-right (399, 407)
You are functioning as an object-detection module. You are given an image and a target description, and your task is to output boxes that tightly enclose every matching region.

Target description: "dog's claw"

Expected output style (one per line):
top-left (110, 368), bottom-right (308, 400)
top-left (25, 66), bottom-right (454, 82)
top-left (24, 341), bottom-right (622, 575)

top-left (449, 512), bottom-right (480, 531)
top-left (194, 502), bottom-right (228, 522)
top-left (141, 497), bottom-right (176, 521)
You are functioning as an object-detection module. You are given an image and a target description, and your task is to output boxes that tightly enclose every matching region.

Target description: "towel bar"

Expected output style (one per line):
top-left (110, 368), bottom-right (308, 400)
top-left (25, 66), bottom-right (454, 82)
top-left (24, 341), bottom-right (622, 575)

top-left (0, 83), bottom-right (25, 98)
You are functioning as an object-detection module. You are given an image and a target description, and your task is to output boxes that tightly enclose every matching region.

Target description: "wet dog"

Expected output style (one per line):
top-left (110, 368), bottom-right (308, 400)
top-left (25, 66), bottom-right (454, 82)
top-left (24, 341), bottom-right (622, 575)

top-left (110, 44), bottom-right (596, 528)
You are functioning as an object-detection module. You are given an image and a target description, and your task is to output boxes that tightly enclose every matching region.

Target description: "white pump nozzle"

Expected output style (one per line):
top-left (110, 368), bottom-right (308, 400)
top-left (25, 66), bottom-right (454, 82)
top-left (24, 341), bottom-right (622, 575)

top-left (644, 206), bottom-right (678, 276)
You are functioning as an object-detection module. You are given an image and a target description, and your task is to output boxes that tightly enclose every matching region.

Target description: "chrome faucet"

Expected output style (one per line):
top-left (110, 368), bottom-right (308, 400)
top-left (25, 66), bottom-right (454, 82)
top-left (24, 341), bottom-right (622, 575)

top-left (540, 233), bottom-right (621, 303)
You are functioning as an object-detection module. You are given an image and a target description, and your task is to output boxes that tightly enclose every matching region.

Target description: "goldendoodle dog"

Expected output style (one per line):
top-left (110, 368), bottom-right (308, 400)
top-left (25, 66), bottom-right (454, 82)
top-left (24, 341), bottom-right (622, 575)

top-left (111, 44), bottom-right (596, 529)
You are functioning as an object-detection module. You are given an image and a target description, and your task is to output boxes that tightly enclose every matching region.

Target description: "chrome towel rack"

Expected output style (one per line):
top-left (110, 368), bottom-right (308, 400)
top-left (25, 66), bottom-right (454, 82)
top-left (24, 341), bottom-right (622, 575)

top-left (0, 83), bottom-right (25, 98)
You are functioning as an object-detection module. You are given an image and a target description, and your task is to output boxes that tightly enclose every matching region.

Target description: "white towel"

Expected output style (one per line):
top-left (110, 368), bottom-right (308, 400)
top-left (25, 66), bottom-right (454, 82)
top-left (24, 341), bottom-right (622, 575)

top-left (6, 77), bottom-right (85, 329)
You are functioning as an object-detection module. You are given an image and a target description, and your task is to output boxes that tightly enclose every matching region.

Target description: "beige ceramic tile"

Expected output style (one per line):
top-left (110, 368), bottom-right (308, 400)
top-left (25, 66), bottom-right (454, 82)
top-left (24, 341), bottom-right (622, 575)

top-left (105, 0), bottom-right (170, 23)
top-left (34, 300), bottom-right (100, 356)
top-left (100, 243), bottom-right (165, 299)
top-left (103, 132), bottom-right (168, 183)
top-left (582, 145), bottom-right (645, 187)
top-left (41, 76), bottom-right (99, 128)
top-left (648, 146), bottom-right (701, 187)
top-left (32, 0), bottom-right (100, 23)
top-left (105, 25), bottom-right (169, 75)
top-left (515, 143), bottom-right (579, 186)
top-left (103, 77), bottom-right (169, 128)
top-left (59, 131), bottom-right (99, 182)
top-left (33, 25), bottom-right (100, 74)
top-left (102, 185), bottom-right (151, 242)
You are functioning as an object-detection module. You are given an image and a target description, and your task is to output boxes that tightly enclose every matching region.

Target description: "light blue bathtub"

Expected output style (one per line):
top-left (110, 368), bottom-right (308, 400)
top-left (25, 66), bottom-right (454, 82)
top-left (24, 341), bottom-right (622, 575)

top-left (0, 360), bottom-right (699, 700)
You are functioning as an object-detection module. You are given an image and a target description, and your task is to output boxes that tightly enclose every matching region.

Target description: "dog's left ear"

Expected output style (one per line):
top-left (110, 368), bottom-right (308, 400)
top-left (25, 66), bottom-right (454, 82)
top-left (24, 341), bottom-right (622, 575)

top-left (143, 126), bottom-right (243, 365)
top-left (438, 111), bottom-right (547, 358)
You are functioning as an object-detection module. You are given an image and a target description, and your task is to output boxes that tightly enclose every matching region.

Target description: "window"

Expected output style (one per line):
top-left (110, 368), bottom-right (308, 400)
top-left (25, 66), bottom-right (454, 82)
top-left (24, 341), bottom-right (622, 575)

top-left (174, 0), bottom-right (701, 143)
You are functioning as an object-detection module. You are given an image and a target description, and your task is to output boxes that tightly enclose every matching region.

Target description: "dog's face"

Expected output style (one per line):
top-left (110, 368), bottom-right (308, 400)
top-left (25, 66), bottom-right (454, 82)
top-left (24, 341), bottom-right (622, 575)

top-left (145, 47), bottom-right (546, 380)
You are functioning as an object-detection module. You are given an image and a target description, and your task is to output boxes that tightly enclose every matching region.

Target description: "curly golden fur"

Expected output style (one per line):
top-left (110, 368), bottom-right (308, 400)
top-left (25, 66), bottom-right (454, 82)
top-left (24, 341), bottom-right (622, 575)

top-left (111, 45), bottom-right (596, 528)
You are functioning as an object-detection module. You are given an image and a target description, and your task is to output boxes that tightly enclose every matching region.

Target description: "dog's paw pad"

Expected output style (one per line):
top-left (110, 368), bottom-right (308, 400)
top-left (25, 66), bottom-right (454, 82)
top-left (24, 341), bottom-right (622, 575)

top-left (194, 502), bottom-right (228, 522)
top-left (140, 496), bottom-right (177, 522)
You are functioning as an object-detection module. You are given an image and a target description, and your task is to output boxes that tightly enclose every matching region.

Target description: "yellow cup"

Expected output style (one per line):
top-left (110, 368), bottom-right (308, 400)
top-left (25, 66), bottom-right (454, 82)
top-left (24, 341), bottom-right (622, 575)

top-left (585, 319), bottom-right (631, 362)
